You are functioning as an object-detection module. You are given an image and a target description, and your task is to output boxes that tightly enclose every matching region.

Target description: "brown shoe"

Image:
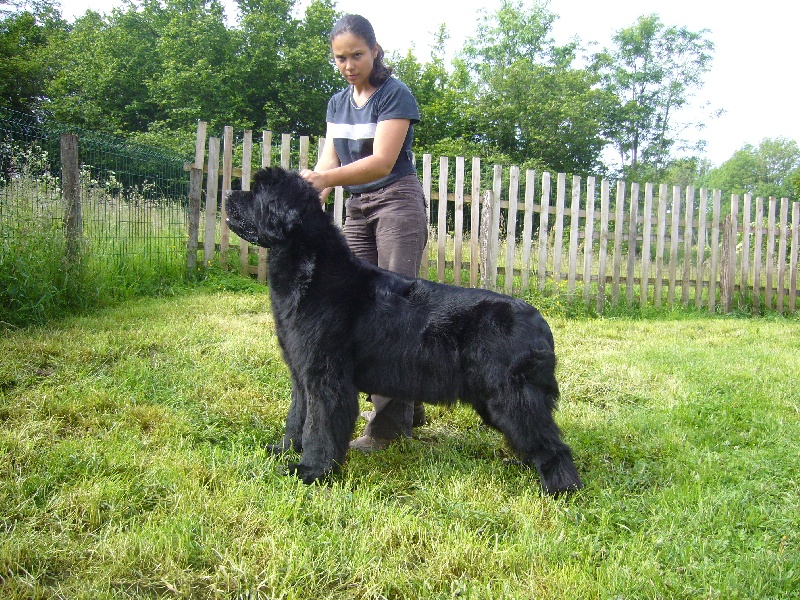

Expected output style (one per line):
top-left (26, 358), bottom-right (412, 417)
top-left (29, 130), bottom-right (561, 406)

top-left (349, 435), bottom-right (392, 452)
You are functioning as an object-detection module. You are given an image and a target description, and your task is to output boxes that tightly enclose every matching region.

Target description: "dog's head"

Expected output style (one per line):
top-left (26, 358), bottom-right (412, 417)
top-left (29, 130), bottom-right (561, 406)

top-left (225, 167), bottom-right (320, 248)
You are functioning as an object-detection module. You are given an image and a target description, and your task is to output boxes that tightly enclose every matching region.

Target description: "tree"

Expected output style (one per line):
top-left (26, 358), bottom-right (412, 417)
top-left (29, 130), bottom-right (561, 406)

top-left (456, 0), bottom-right (611, 175)
top-left (236, 0), bottom-right (339, 135)
top-left (703, 137), bottom-right (800, 201)
top-left (390, 25), bottom-right (473, 152)
top-left (147, 0), bottom-right (241, 131)
top-left (594, 14), bottom-right (715, 180)
top-left (0, 0), bottom-right (66, 114)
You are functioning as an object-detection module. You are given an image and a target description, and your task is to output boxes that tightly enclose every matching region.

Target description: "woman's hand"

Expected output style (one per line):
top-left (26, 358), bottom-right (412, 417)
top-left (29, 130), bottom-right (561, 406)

top-left (300, 169), bottom-right (328, 192)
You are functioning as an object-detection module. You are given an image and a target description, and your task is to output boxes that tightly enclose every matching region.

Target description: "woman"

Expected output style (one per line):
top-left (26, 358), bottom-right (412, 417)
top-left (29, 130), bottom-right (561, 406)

top-left (300, 14), bottom-right (428, 451)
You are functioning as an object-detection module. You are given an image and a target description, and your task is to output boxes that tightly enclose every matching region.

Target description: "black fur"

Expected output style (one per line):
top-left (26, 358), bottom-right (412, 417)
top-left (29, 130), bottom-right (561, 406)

top-left (225, 167), bottom-right (582, 495)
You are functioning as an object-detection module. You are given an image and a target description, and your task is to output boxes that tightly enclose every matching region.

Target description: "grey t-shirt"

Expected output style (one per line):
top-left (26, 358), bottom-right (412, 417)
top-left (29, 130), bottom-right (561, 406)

top-left (326, 77), bottom-right (420, 194)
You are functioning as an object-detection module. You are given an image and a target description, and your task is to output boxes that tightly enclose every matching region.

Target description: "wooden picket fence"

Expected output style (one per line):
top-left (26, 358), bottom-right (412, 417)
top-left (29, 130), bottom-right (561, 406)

top-left (186, 123), bottom-right (799, 315)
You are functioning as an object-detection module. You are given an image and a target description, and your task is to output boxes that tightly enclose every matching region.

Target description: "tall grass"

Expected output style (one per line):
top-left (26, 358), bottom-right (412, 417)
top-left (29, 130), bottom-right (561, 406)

top-left (1, 157), bottom-right (188, 331)
top-left (0, 279), bottom-right (797, 598)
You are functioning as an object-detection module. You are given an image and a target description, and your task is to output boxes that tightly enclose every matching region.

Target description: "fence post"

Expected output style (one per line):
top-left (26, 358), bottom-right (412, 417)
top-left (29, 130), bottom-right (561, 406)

top-left (437, 156), bottom-right (449, 282)
top-left (479, 190), bottom-right (494, 289)
top-left (469, 157), bottom-right (482, 288)
top-left (187, 167), bottom-right (203, 273)
top-left (789, 201), bottom-right (799, 314)
top-left (60, 133), bottom-right (82, 263)
top-left (720, 214), bottom-right (734, 312)
top-left (204, 137), bottom-right (220, 268)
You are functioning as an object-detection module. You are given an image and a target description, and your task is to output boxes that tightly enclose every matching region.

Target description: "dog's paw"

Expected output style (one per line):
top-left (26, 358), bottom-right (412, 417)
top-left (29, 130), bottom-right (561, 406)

top-left (267, 441), bottom-right (300, 455)
top-left (286, 462), bottom-right (328, 485)
top-left (538, 456), bottom-right (583, 496)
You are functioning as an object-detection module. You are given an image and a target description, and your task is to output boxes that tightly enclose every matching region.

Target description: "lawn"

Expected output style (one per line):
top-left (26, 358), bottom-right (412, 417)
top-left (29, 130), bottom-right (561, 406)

top-left (1, 277), bottom-right (798, 599)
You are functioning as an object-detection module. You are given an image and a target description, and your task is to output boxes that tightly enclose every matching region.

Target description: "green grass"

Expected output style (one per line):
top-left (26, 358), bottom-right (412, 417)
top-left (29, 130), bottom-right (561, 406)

top-left (1, 276), bottom-right (798, 598)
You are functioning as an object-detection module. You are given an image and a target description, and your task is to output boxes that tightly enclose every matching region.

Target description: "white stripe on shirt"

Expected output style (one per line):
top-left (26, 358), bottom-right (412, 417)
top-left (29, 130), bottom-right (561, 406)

top-left (329, 122), bottom-right (376, 141)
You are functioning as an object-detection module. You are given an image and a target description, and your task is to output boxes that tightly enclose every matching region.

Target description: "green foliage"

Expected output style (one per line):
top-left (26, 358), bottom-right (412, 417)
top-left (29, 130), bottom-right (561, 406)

top-left (1, 290), bottom-right (798, 597)
top-left (0, 141), bottom-right (188, 330)
top-left (38, 0), bottom-right (340, 142)
top-left (236, 0), bottom-right (340, 134)
top-left (0, 0), bottom-right (67, 114)
top-left (4, 0), bottom-right (798, 193)
top-left (702, 137), bottom-right (800, 200)
top-left (594, 14), bottom-right (716, 179)
top-left (455, 0), bottom-right (610, 175)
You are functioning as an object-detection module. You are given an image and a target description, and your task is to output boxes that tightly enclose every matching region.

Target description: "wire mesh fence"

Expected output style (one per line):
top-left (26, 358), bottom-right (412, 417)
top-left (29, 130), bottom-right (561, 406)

top-left (1, 108), bottom-right (190, 266)
top-left (1, 109), bottom-right (191, 327)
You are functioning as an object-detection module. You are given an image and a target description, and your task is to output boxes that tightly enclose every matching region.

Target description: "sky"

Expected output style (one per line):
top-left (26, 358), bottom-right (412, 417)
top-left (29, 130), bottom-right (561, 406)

top-left (56, 0), bottom-right (800, 167)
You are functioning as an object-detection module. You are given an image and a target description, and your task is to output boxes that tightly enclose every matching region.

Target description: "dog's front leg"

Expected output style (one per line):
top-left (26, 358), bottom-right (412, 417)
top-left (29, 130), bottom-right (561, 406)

top-left (288, 376), bottom-right (359, 484)
top-left (268, 373), bottom-right (306, 455)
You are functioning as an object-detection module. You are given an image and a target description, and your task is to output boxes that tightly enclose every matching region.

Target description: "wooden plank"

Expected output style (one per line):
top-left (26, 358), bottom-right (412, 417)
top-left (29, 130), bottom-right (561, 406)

top-left (280, 133), bottom-right (291, 168)
top-left (220, 126), bottom-right (233, 270)
top-left (262, 130), bottom-right (272, 167)
top-left (790, 202), bottom-right (799, 314)
top-left (521, 169), bottom-right (536, 292)
top-left (567, 175), bottom-right (581, 294)
top-left (708, 189), bottom-right (721, 313)
top-left (695, 188), bottom-right (708, 309)
top-left (654, 184), bottom-right (667, 307)
top-left (420, 153), bottom-right (433, 279)
top-left (753, 197), bottom-right (764, 312)
top-left (258, 131), bottom-right (271, 283)
top-left (333, 187), bottom-right (345, 229)
top-left (504, 166), bottom-right (520, 294)
top-left (537, 172), bottom-right (551, 291)
top-left (240, 130), bottom-right (253, 276)
top-left (194, 120), bottom-right (207, 169)
top-left (668, 185), bottom-right (680, 307)
top-left (470, 157), bottom-right (481, 287)
top-left (299, 135), bottom-right (310, 170)
top-left (489, 165), bottom-right (503, 289)
top-left (203, 137), bottom-right (220, 268)
top-left (777, 197), bottom-right (789, 312)
top-left (640, 182), bottom-right (653, 307)
top-left (721, 215), bottom-right (733, 312)
top-left (187, 167), bottom-right (202, 272)
top-left (612, 181), bottom-right (625, 306)
top-left (740, 194), bottom-right (752, 299)
top-left (553, 172), bottom-right (566, 285)
top-left (596, 179), bottom-right (610, 313)
top-left (583, 176), bottom-right (596, 306)
top-left (765, 197), bottom-right (776, 309)
top-left (454, 156), bottom-right (465, 286)
top-left (626, 182), bottom-right (639, 305)
top-left (479, 190), bottom-right (493, 289)
top-left (437, 157), bottom-right (448, 282)
top-left (681, 186), bottom-right (694, 308)
top-left (727, 194), bottom-right (739, 309)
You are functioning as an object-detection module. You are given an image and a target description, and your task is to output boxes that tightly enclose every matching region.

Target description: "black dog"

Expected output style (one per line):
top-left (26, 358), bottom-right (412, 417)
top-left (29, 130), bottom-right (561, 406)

top-left (225, 167), bottom-right (582, 495)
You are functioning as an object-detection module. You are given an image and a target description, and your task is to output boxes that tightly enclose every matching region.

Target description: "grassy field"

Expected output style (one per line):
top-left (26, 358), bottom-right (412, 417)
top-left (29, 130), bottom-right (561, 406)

top-left (1, 275), bottom-right (798, 599)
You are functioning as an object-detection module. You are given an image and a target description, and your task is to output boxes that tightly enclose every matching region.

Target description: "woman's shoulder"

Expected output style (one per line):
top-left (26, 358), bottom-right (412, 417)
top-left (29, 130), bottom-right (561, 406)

top-left (379, 76), bottom-right (413, 96)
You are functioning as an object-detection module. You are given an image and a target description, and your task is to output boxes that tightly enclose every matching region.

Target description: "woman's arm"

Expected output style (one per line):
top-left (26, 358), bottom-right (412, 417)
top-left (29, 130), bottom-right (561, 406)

top-left (307, 123), bottom-right (342, 201)
top-left (301, 118), bottom-right (410, 192)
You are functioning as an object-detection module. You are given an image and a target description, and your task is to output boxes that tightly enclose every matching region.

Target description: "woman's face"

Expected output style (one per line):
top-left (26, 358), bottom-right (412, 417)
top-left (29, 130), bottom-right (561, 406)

top-left (331, 32), bottom-right (378, 89)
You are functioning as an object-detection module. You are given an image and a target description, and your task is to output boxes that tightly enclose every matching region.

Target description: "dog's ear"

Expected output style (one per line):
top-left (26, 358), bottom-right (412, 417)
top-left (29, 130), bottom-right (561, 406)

top-left (258, 202), bottom-right (300, 246)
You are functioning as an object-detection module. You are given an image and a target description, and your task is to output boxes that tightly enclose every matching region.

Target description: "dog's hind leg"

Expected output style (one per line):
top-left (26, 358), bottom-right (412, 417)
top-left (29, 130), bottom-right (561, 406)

top-left (288, 377), bottom-right (359, 484)
top-left (484, 385), bottom-right (583, 496)
top-left (268, 374), bottom-right (306, 455)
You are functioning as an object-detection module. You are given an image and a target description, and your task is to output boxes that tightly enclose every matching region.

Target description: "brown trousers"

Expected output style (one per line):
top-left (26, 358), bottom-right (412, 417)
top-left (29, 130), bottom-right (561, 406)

top-left (343, 175), bottom-right (428, 438)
